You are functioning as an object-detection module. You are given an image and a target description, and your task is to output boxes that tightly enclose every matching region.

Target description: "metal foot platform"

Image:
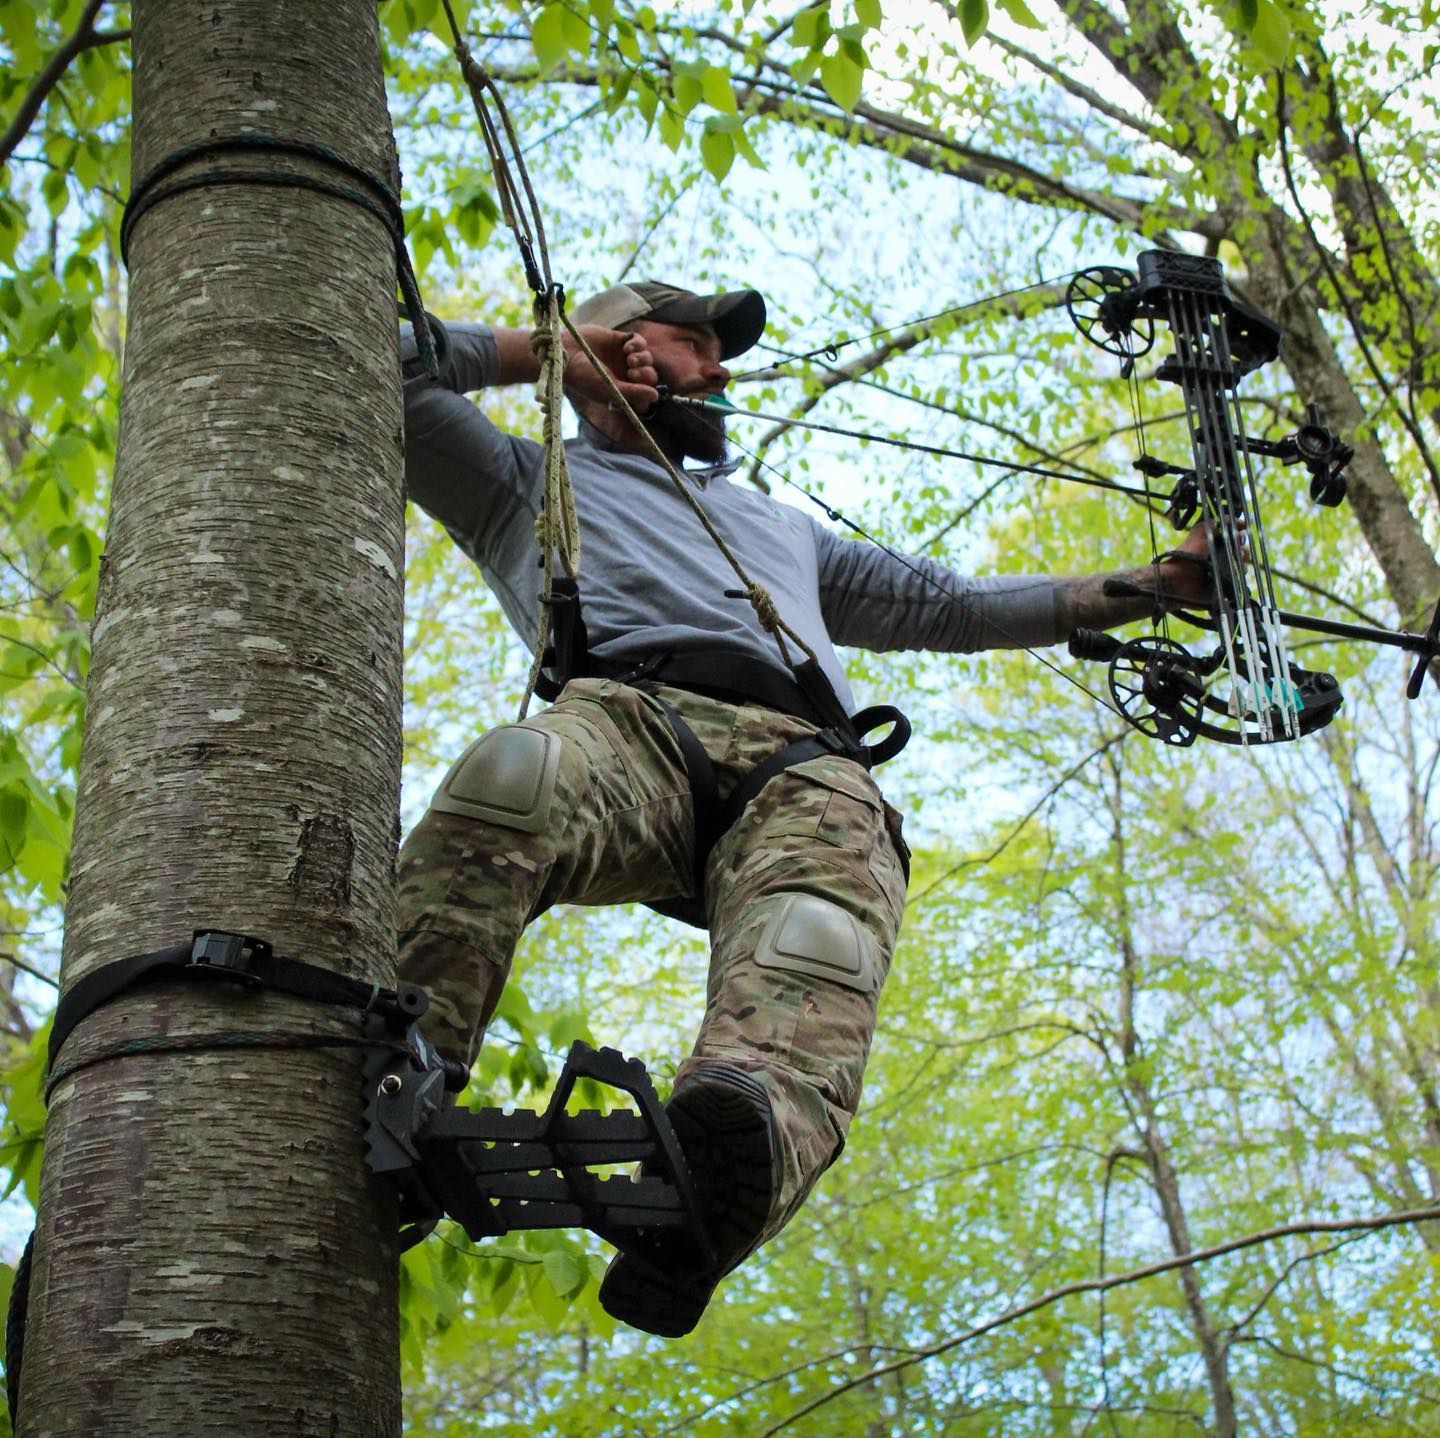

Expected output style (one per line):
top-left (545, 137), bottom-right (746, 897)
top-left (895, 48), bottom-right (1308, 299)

top-left (362, 1019), bottom-right (710, 1260)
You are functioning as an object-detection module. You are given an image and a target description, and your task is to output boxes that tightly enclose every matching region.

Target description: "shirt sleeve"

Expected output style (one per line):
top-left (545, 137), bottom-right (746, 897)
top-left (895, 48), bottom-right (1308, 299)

top-left (813, 518), bottom-right (1062, 653)
top-left (398, 320), bottom-right (543, 565)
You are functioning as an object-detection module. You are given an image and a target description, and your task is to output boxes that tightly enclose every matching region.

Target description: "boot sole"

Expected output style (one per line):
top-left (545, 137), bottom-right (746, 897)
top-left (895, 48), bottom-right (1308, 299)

top-left (599, 1067), bottom-right (775, 1337)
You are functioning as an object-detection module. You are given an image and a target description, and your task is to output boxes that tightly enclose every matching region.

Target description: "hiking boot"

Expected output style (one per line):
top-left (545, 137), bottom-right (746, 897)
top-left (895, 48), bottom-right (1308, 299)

top-left (598, 1062), bottom-right (778, 1337)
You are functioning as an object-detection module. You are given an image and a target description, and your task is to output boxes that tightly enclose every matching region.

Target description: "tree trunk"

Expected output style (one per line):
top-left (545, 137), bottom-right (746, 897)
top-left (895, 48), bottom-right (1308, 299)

top-left (19, 1), bottom-right (406, 1432)
top-left (1105, 758), bottom-right (1239, 1438)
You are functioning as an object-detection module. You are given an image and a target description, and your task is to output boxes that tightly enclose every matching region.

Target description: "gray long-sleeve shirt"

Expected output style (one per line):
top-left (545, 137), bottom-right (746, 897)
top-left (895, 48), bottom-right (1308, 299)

top-left (401, 321), bottom-right (1060, 713)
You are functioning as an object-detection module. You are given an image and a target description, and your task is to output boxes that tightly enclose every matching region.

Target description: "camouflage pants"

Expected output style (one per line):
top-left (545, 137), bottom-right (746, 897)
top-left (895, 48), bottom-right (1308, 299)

top-left (395, 678), bottom-right (908, 1240)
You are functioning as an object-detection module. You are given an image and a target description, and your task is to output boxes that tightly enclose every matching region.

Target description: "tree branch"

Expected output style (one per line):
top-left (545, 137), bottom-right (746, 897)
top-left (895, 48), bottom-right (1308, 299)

top-left (483, 56), bottom-right (1217, 240)
top-left (0, 952), bottom-right (58, 989)
top-left (759, 1201), bottom-right (1440, 1436)
top-left (910, 732), bottom-right (1130, 906)
top-left (0, 2), bottom-right (131, 170)
top-left (980, 29), bottom-right (1166, 145)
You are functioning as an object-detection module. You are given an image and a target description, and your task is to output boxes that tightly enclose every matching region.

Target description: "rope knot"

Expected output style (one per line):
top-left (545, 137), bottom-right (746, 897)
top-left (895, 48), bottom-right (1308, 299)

top-left (745, 584), bottom-right (782, 632)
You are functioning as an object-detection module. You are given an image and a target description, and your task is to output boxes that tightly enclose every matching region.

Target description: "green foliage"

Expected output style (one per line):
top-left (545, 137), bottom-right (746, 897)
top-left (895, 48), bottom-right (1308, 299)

top-left (0, 1026), bottom-right (47, 1210)
top-left (7, 0), bottom-right (1440, 1429)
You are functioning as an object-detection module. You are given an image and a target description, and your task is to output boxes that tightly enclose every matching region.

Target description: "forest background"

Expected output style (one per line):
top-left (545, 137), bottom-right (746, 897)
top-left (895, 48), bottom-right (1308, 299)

top-left (1, 0), bottom-right (1438, 1433)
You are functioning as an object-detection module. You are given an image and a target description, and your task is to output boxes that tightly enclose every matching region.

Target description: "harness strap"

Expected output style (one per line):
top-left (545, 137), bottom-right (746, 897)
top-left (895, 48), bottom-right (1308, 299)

top-left (48, 930), bottom-right (429, 1072)
top-left (647, 693), bottom-right (723, 896)
top-left (535, 575), bottom-right (590, 703)
top-left (532, 581), bottom-right (912, 928)
top-left (639, 700), bottom-right (911, 930)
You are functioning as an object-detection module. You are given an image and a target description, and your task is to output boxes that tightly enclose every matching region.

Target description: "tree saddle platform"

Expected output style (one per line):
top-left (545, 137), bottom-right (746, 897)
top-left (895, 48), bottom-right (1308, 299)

top-left (362, 1021), bottom-right (712, 1259)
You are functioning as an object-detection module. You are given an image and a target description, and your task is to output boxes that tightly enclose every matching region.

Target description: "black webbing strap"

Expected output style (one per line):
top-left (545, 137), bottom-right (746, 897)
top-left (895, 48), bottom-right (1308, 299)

top-left (119, 133), bottom-right (438, 378)
top-left (638, 699), bottom-right (912, 928)
top-left (535, 576), bottom-right (591, 703)
top-left (596, 651), bottom-right (833, 728)
top-left (647, 694), bottom-right (723, 895)
top-left (48, 930), bottom-right (426, 1072)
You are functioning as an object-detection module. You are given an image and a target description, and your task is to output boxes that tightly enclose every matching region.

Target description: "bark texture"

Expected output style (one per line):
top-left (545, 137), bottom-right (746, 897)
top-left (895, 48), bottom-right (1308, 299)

top-left (21, 1), bottom-right (406, 1432)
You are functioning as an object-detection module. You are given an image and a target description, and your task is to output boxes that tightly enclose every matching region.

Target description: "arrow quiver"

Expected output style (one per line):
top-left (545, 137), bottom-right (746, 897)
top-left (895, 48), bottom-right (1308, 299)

top-left (363, 1019), bottom-right (710, 1258)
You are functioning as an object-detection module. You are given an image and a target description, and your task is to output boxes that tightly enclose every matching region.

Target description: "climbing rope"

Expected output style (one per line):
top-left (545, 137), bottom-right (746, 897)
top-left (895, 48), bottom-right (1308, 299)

top-left (523, 283), bottom-right (583, 711)
top-left (440, 0), bottom-right (591, 717)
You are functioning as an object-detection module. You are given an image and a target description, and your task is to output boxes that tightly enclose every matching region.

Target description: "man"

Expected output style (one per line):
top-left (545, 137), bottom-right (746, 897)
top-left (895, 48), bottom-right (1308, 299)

top-left (396, 281), bottom-right (1209, 1337)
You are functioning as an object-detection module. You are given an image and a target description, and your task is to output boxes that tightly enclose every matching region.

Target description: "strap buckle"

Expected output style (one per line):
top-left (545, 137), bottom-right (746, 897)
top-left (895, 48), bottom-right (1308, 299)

top-left (189, 930), bottom-right (270, 987)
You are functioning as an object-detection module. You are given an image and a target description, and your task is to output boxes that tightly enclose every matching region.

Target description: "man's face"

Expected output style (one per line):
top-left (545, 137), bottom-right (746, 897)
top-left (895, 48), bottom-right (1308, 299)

top-left (630, 320), bottom-right (731, 464)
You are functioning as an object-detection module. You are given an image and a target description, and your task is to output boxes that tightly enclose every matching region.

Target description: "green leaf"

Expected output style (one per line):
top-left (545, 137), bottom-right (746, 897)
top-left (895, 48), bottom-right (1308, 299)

top-left (531, 6), bottom-right (570, 70)
top-left (701, 64), bottom-right (738, 113)
top-left (1246, 0), bottom-right (1291, 65)
top-left (560, 6), bottom-right (591, 50)
top-left (541, 1248), bottom-right (588, 1299)
top-left (41, 169), bottom-right (67, 219)
top-left (996, 0), bottom-right (1043, 28)
top-left (733, 126), bottom-right (764, 169)
top-left (0, 787), bottom-right (30, 857)
top-left (700, 127), bottom-right (736, 181)
top-left (792, 5), bottom-right (831, 49)
top-left (820, 51), bottom-right (863, 110)
top-left (790, 52), bottom-right (820, 86)
top-left (1237, 0), bottom-right (1259, 25)
top-left (960, 0), bottom-right (988, 44)
top-left (673, 69), bottom-right (703, 115)
top-left (68, 527), bottom-right (94, 576)
top-left (657, 103), bottom-right (686, 152)
top-left (602, 66), bottom-right (632, 113)
top-left (855, 0), bottom-right (881, 27)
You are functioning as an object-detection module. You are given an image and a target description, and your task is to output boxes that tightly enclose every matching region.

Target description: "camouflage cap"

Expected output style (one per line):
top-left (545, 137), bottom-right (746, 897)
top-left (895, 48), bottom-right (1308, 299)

top-left (571, 281), bottom-right (766, 360)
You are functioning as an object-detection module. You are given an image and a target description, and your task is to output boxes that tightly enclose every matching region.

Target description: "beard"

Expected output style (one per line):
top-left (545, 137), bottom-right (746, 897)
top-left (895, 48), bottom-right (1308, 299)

top-left (645, 388), bottom-right (728, 464)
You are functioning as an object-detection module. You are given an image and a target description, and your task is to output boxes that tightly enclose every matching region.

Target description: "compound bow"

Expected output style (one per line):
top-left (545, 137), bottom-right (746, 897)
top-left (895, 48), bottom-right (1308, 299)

top-left (1062, 250), bottom-right (1440, 748)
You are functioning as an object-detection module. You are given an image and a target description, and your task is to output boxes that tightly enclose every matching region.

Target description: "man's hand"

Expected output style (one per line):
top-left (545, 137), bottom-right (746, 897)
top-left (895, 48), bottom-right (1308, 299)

top-left (1054, 522), bottom-right (1230, 637)
top-left (1155, 523), bottom-right (1216, 608)
top-left (561, 326), bottom-right (659, 413)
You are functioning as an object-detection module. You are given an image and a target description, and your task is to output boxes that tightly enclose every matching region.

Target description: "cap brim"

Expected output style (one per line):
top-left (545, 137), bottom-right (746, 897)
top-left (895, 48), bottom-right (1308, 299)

top-left (644, 289), bottom-right (767, 360)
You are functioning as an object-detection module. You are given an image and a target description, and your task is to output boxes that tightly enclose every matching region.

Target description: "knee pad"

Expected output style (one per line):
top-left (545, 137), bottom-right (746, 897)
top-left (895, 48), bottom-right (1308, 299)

top-left (429, 725), bottom-right (561, 833)
top-left (753, 894), bottom-right (877, 994)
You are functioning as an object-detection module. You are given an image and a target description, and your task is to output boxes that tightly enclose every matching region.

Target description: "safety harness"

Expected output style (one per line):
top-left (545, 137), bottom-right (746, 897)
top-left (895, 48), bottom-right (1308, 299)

top-left (534, 576), bottom-right (911, 928)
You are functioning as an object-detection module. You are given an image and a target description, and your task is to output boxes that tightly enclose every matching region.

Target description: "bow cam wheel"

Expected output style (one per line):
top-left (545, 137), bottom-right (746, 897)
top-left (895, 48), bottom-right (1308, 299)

top-left (1067, 267), bottom-right (1154, 360)
top-left (1108, 635), bottom-right (1204, 747)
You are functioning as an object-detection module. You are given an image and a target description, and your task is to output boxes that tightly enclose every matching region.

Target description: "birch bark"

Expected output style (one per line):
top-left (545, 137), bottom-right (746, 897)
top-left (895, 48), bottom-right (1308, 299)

top-left (20, 1), bottom-right (406, 1431)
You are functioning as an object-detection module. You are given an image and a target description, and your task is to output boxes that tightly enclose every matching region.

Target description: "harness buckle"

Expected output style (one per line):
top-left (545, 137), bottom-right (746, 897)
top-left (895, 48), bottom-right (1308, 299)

top-left (188, 930), bottom-right (271, 986)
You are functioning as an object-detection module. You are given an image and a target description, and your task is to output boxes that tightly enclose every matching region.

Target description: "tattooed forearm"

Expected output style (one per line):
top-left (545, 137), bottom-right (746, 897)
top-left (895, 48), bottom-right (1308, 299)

top-left (1052, 565), bottom-right (1169, 635)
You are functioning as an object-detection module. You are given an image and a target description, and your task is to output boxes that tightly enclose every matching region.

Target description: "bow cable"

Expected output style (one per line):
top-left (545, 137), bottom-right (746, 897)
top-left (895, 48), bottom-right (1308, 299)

top-left (679, 397), bottom-right (1160, 503)
top-left (729, 274), bottom-right (1080, 383)
top-left (709, 415), bottom-right (1128, 722)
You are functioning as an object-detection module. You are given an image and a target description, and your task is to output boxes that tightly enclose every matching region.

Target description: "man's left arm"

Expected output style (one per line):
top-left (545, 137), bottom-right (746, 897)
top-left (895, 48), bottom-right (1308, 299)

top-left (815, 522), bottom-right (1214, 654)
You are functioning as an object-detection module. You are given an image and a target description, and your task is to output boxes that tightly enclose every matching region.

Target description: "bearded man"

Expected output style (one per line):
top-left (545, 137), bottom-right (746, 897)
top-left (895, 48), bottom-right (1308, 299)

top-left (396, 281), bottom-right (1210, 1336)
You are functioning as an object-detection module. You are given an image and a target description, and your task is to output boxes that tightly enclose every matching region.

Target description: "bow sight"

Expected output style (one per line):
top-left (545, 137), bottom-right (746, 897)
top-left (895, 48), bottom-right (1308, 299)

top-left (1064, 251), bottom-right (1438, 748)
